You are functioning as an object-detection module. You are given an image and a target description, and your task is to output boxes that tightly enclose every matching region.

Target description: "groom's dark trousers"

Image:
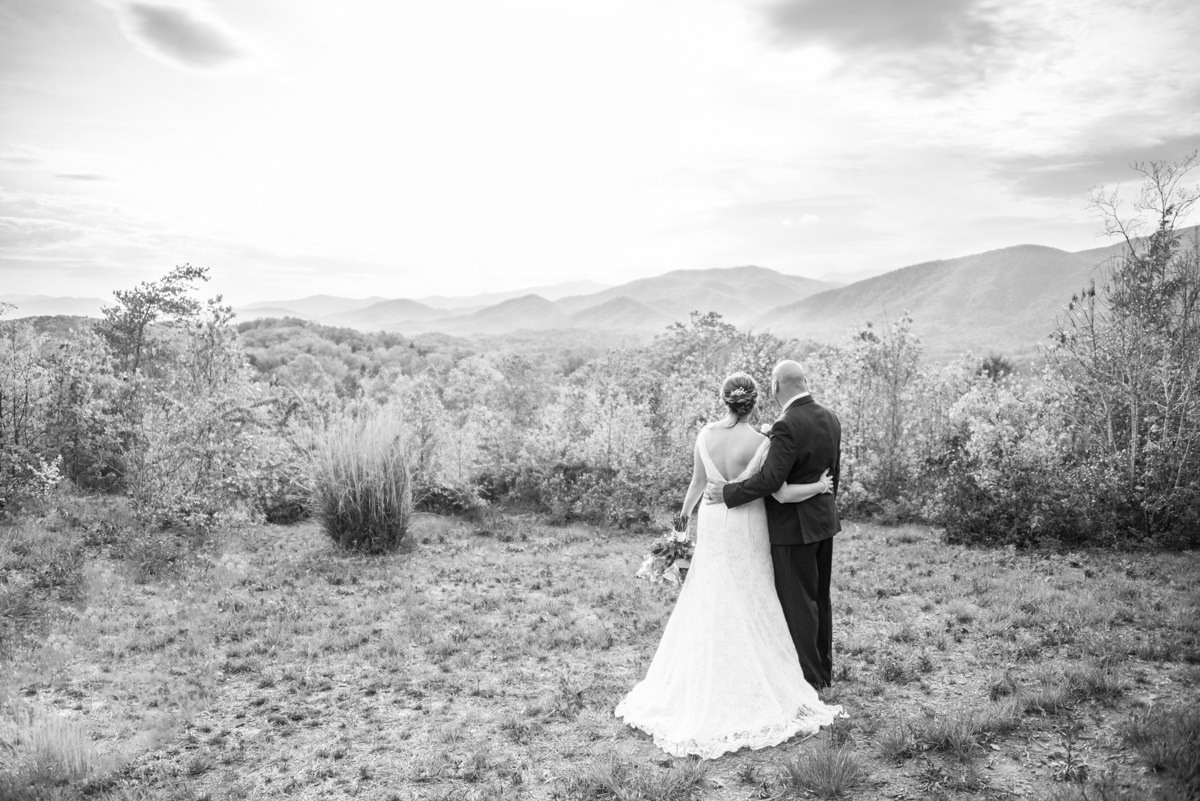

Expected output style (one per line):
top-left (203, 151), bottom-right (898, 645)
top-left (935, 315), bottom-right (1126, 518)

top-left (723, 394), bottom-right (841, 689)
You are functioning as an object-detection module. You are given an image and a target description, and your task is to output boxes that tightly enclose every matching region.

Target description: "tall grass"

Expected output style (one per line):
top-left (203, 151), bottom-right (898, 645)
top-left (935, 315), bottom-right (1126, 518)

top-left (0, 702), bottom-right (112, 791)
top-left (562, 754), bottom-right (708, 801)
top-left (310, 412), bottom-right (413, 553)
top-left (1122, 705), bottom-right (1200, 797)
top-left (781, 743), bottom-right (870, 798)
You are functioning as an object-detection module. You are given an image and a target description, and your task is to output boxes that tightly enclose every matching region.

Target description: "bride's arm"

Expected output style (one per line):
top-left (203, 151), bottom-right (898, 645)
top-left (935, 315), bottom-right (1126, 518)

top-left (681, 442), bottom-right (707, 520)
top-left (771, 468), bottom-right (834, 503)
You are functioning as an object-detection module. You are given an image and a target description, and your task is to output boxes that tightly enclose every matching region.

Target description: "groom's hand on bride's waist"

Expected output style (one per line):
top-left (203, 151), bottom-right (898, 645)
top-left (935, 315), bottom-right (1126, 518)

top-left (703, 477), bottom-right (727, 504)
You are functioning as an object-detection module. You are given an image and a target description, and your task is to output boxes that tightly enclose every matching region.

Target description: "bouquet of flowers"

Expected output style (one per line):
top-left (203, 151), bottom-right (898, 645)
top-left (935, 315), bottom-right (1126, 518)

top-left (635, 511), bottom-right (694, 585)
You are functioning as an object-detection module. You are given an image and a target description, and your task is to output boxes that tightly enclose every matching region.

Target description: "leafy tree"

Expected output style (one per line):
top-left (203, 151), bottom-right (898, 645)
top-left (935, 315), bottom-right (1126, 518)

top-left (0, 318), bottom-right (51, 500)
top-left (812, 314), bottom-right (924, 509)
top-left (1054, 153), bottom-right (1200, 541)
top-left (100, 264), bottom-right (208, 375)
top-left (978, 353), bottom-right (1015, 381)
top-left (41, 328), bottom-right (123, 490)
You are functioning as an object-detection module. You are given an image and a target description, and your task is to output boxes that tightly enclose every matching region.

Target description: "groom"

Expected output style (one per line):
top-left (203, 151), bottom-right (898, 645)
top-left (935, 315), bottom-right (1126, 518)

top-left (704, 360), bottom-right (841, 689)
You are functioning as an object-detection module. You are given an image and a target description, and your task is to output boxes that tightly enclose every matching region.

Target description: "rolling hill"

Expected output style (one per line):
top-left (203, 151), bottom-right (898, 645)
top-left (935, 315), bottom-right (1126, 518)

top-left (234, 306), bottom-right (316, 321)
top-left (230, 265), bottom-right (833, 335)
top-left (238, 295), bottom-right (386, 319)
top-left (18, 226), bottom-right (1197, 348)
top-left (435, 294), bottom-right (569, 333)
top-left (321, 299), bottom-right (452, 329)
top-left (566, 296), bottom-right (677, 332)
top-left (556, 265), bottom-right (834, 324)
top-left (756, 245), bottom-right (1104, 356)
top-left (756, 225), bottom-right (1200, 357)
top-left (234, 280), bottom-right (612, 327)
top-left (1, 294), bottom-right (106, 319)
top-left (415, 280), bottom-right (610, 309)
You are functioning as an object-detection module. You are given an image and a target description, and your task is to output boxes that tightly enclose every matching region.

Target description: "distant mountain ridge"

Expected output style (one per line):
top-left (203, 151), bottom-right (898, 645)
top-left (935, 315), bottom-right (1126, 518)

top-left (415, 279), bottom-right (610, 309)
top-left (231, 279), bottom-right (611, 324)
top-left (240, 295), bottom-right (386, 317)
top-left (235, 266), bottom-right (836, 334)
top-left (440, 294), bottom-right (568, 333)
top-left (567, 296), bottom-right (676, 331)
top-left (12, 226), bottom-right (1198, 353)
top-left (556, 265), bottom-right (832, 324)
top-left (1, 294), bottom-right (106, 319)
top-left (321, 299), bottom-right (451, 328)
top-left (757, 245), bottom-right (1093, 356)
top-left (755, 226), bottom-right (1200, 357)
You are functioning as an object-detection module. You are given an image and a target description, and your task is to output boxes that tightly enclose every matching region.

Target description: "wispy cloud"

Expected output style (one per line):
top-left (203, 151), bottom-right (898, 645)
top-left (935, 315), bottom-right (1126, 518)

top-left (55, 173), bottom-right (110, 181)
top-left (0, 154), bottom-right (41, 167)
top-left (104, 0), bottom-right (260, 73)
top-left (993, 132), bottom-right (1200, 199)
top-left (0, 144), bottom-right (117, 180)
top-left (0, 216), bottom-right (87, 249)
top-left (758, 0), bottom-right (1046, 93)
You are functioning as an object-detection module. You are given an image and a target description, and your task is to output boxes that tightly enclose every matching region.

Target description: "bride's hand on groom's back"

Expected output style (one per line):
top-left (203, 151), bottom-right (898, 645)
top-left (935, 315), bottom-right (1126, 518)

top-left (770, 468), bottom-right (834, 503)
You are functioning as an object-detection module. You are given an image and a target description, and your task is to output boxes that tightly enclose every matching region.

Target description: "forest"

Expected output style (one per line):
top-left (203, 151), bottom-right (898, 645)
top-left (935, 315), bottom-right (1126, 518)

top-left (2, 162), bottom-right (1199, 552)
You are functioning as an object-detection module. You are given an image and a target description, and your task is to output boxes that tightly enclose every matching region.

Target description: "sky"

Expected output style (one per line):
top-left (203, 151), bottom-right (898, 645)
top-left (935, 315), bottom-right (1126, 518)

top-left (1, 0), bottom-right (1199, 305)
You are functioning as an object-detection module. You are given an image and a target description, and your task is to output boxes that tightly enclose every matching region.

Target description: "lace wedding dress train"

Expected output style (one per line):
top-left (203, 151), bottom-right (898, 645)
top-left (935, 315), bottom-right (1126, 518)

top-left (615, 428), bottom-right (842, 759)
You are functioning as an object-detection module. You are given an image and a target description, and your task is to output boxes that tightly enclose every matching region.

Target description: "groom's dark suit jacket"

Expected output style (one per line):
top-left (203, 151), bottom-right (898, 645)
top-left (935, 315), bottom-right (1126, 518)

top-left (722, 394), bottom-right (841, 545)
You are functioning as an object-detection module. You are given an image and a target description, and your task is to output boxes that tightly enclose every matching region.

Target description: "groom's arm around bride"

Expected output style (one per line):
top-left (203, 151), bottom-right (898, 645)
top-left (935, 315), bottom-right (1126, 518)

top-left (717, 365), bottom-right (842, 547)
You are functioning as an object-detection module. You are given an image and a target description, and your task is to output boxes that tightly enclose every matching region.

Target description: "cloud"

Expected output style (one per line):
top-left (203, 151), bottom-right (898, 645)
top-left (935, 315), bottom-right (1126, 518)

top-left (0, 154), bottom-right (41, 167)
top-left (993, 132), bottom-right (1200, 199)
top-left (766, 0), bottom-right (999, 52)
top-left (106, 0), bottom-right (259, 72)
top-left (758, 0), bottom-right (1043, 92)
top-left (0, 216), bottom-right (87, 249)
top-left (0, 144), bottom-right (118, 180)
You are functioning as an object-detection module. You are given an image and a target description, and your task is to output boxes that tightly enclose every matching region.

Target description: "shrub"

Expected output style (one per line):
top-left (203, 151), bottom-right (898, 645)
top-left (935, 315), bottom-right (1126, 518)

top-left (234, 425), bottom-right (311, 524)
top-left (310, 411), bottom-right (413, 552)
top-left (0, 517), bottom-right (85, 606)
top-left (118, 526), bottom-right (189, 584)
top-left (929, 378), bottom-right (1124, 548)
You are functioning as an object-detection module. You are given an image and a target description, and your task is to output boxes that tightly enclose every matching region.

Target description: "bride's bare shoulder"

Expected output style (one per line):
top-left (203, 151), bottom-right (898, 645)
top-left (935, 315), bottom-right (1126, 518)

top-left (743, 426), bottom-right (767, 443)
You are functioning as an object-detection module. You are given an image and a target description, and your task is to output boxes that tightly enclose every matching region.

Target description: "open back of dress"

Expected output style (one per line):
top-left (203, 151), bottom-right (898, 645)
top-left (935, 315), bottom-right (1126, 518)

top-left (615, 426), bottom-right (841, 758)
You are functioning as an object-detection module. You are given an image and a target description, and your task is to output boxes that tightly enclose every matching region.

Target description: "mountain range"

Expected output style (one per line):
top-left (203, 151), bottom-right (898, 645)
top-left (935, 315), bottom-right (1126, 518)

top-left (758, 229), bottom-right (1197, 357)
top-left (1, 294), bottom-right (106, 318)
top-left (227, 240), bottom-right (1154, 356)
top-left (6, 228), bottom-right (1194, 358)
top-left (235, 279), bottom-right (613, 322)
top-left (759, 245), bottom-right (1098, 357)
top-left (228, 267), bottom-right (836, 334)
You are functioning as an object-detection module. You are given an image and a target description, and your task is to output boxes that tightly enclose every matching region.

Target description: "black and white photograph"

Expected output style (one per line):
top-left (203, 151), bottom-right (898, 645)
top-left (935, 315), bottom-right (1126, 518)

top-left (1, 0), bottom-right (1198, 799)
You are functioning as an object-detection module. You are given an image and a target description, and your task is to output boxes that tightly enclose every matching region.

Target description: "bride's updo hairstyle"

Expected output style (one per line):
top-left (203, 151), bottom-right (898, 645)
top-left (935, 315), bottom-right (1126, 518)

top-left (719, 372), bottom-right (758, 426)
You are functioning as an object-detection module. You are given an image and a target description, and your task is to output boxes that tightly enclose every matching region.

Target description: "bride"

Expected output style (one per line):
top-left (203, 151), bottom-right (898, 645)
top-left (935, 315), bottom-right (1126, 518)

top-left (615, 372), bottom-right (843, 759)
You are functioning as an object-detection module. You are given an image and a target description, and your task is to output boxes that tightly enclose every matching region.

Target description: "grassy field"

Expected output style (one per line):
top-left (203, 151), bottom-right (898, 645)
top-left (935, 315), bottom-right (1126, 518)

top-left (2, 498), bottom-right (1199, 801)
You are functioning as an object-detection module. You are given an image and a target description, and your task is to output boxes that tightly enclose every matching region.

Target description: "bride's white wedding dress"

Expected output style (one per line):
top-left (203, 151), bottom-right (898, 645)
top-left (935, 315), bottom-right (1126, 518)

top-left (615, 426), bottom-right (842, 759)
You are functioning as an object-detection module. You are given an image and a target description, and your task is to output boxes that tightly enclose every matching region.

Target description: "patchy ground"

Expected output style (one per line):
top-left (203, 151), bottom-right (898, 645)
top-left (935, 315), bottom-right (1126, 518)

top-left (2, 502), bottom-right (1198, 800)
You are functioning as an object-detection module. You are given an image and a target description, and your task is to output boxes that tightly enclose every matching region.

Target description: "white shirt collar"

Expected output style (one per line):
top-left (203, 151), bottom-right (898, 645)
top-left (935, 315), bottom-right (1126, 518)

top-left (780, 391), bottom-right (810, 411)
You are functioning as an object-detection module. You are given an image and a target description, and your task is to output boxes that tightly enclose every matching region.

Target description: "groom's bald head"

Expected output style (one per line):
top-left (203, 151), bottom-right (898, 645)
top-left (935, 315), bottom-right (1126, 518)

top-left (772, 360), bottom-right (808, 400)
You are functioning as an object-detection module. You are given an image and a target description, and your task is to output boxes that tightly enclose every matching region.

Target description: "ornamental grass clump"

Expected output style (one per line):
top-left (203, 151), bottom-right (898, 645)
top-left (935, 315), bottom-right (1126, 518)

top-left (311, 413), bottom-right (413, 553)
